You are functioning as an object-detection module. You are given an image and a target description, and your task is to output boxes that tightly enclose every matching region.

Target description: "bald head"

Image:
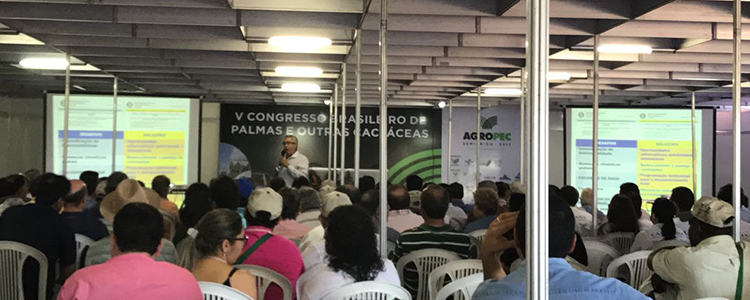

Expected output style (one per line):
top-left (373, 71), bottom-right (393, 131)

top-left (387, 185), bottom-right (410, 210)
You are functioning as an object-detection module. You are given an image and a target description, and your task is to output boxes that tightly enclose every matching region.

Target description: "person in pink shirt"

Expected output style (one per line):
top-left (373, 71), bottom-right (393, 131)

top-left (273, 187), bottom-right (312, 240)
top-left (240, 187), bottom-right (304, 300)
top-left (57, 202), bottom-right (202, 300)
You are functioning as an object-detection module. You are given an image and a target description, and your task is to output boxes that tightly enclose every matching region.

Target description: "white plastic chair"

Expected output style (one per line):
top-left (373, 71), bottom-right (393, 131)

top-left (605, 250), bottom-right (653, 289)
top-left (601, 232), bottom-right (636, 255)
top-left (198, 281), bottom-right (255, 300)
top-left (583, 240), bottom-right (620, 276)
top-left (637, 278), bottom-right (653, 295)
top-left (648, 239), bottom-right (689, 251)
top-left (0, 241), bottom-right (48, 300)
top-left (396, 249), bottom-right (461, 300)
top-left (74, 234), bottom-right (95, 270)
top-left (468, 230), bottom-right (487, 242)
top-left (321, 281), bottom-right (411, 300)
top-left (235, 264), bottom-right (293, 300)
top-left (427, 259), bottom-right (483, 300)
top-left (434, 273), bottom-right (483, 300)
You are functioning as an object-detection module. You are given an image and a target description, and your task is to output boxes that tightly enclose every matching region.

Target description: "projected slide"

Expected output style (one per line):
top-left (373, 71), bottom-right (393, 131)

top-left (46, 95), bottom-right (199, 185)
top-left (567, 108), bottom-right (714, 213)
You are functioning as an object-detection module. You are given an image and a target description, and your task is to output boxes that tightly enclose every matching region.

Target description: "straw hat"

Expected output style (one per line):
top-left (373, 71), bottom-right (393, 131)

top-left (100, 179), bottom-right (161, 222)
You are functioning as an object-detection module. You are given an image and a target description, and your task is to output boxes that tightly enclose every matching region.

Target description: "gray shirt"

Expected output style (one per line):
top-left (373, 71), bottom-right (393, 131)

top-left (84, 237), bottom-right (179, 267)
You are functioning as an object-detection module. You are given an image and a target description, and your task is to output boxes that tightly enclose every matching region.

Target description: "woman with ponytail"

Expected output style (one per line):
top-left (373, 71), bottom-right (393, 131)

top-left (176, 209), bottom-right (257, 299)
top-left (630, 197), bottom-right (689, 252)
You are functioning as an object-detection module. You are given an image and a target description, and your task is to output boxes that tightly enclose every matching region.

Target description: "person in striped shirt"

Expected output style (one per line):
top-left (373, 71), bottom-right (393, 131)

top-left (389, 185), bottom-right (477, 299)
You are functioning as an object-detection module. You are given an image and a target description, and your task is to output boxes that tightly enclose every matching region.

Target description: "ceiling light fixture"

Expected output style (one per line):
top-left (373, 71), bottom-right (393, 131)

top-left (548, 72), bottom-right (571, 81)
top-left (324, 99), bottom-right (331, 105)
top-left (597, 44), bottom-right (652, 54)
top-left (19, 57), bottom-right (69, 70)
top-left (483, 88), bottom-right (523, 96)
top-left (72, 85), bottom-right (86, 91)
top-left (275, 66), bottom-right (323, 77)
top-left (437, 101), bottom-right (446, 108)
top-left (281, 83), bottom-right (321, 93)
top-left (269, 36), bottom-right (332, 51)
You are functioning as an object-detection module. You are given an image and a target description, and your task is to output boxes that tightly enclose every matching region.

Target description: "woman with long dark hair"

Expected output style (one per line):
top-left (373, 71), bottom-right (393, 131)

top-left (173, 183), bottom-right (214, 245)
top-left (597, 194), bottom-right (640, 236)
top-left (297, 205), bottom-right (400, 300)
top-left (630, 197), bottom-right (688, 251)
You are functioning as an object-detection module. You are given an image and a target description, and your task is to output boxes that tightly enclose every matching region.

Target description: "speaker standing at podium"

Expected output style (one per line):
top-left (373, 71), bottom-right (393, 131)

top-left (277, 135), bottom-right (309, 186)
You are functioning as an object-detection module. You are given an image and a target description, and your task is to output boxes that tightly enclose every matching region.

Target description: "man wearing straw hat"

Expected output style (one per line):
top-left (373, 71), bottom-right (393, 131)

top-left (83, 179), bottom-right (179, 267)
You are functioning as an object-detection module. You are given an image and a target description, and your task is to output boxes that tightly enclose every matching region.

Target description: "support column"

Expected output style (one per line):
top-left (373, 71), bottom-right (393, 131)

top-left (691, 92), bottom-right (698, 200)
top-left (62, 53), bottom-right (71, 176)
top-left (340, 64), bottom-right (347, 186)
top-left (592, 35), bottom-right (600, 237)
top-left (520, 68), bottom-right (526, 185)
top-left (447, 99), bottom-right (453, 183)
top-left (732, 0), bottom-right (742, 242)
top-left (354, 30), bottom-right (362, 188)
top-left (112, 78), bottom-right (118, 173)
top-left (328, 95), bottom-right (333, 180)
top-left (378, 0), bottom-right (389, 258)
top-left (333, 82), bottom-right (339, 184)
top-left (476, 88), bottom-right (482, 186)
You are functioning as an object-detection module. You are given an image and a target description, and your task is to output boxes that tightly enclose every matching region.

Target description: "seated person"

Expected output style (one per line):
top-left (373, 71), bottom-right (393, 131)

top-left (296, 187), bottom-right (322, 229)
top-left (440, 183), bottom-right (468, 231)
top-left (465, 188), bottom-right (500, 233)
top-left (297, 206), bottom-right (400, 300)
top-left (579, 188), bottom-right (605, 220)
top-left (0, 173), bottom-right (76, 300)
top-left (178, 209), bottom-right (257, 299)
top-left (630, 197), bottom-right (688, 252)
top-left (240, 188), bottom-right (304, 300)
top-left (273, 187), bottom-right (311, 240)
top-left (390, 185), bottom-right (477, 299)
top-left (152, 175), bottom-right (179, 219)
top-left (174, 182), bottom-right (215, 245)
top-left (387, 185), bottom-right (423, 233)
top-left (57, 202), bottom-right (202, 300)
top-left (560, 186), bottom-right (593, 235)
top-left (84, 179), bottom-right (178, 266)
top-left (670, 187), bottom-right (695, 234)
top-left (473, 196), bottom-right (648, 300)
top-left (300, 191), bottom-right (353, 270)
top-left (60, 179), bottom-right (109, 241)
top-left (0, 173), bottom-right (30, 216)
top-left (597, 194), bottom-right (640, 236)
top-left (357, 189), bottom-right (400, 244)
top-left (649, 196), bottom-right (749, 300)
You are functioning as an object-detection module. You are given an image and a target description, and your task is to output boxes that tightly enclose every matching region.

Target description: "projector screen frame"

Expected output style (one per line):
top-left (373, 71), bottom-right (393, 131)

top-left (43, 92), bottom-right (203, 185)
top-left (562, 104), bottom-right (717, 199)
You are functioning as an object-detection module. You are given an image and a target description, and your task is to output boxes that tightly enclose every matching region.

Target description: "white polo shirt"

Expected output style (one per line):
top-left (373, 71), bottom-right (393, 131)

top-left (278, 151), bottom-right (309, 186)
top-left (297, 259), bottom-right (400, 300)
top-left (630, 223), bottom-right (689, 252)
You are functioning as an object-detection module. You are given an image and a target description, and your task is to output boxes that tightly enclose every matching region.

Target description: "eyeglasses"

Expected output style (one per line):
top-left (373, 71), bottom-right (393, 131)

top-left (230, 237), bottom-right (248, 243)
top-left (282, 142), bottom-right (296, 145)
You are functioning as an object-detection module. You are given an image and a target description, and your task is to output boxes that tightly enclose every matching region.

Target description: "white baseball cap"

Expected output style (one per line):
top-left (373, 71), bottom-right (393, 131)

top-left (247, 187), bottom-right (283, 220)
top-left (320, 191), bottom-right (352, 217)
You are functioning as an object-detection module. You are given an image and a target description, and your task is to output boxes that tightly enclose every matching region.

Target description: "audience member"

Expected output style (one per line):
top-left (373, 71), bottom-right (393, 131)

top-left (236, 177), bottom-right (254, 227)
top-left (670, 186), bottom-right (695, 234)
top-left (84, 179), bottom-right (179, 266)
top-left (390, 185), bottom-right (476, 299)
top-left (496, 181), bottom-right (512, 202)
top-left (560, 186), bottom-right (593, 235)
top-left (152, 175), bottom-right (179, 218)
top-left (625, 190), bottom-right (653, 230)
top-left (0, 173), bottom-right (30, 216)
top-left (715, 186), bottom-right (750, 237)
top-left (631, 197), bottom-right (688, 252)
top-left (440, 183), bottom-right (468, 231)
top-left (299, 191), bottom-right (352, 269)
top-left (273, 187), bottom-right (311, 240)
top-left (579, 187), bottom-right (605, 220)
top-left (296, 186), bottom-right (322, 229)
top-left (597, 194), bottom-right (640, 236)
top-left (61, 179), bottom-right (108, 241)
top-left (297, 206), bottom-right (400, 300)
top-left (358, 189), bottom-right (400, 243)
top-left (175, 182), bottom-right (215, 245)
top-left (449, 182), bottom-right (472, 213)
top-left (717, 183), bottom-right (750, 223)
top-left (292, 177), bottom-right (311, 189)
top-left (318, 185), bottom-right (335, 198)
top-left (0, 173), bottom-right (75, 300)
top-left (336, 184), bottom-right (362, 205)
top-left (359, 175), bottom-right (376, 194)
top-left (405, 175), bottom-right (423, 211)
top-left (308, 170), bottom-right (322, 190)
top-left (178, 209), bottom-right (257, 299)
top-left (240, 187), bottom-right (304, 300)
top-left (649, 197), bottom-right (749, 300)
top-left (473, 196), bottom-right (648, 300)
top-left (87, 171), bottom-right (128, 220)
top-left (58, 203), bottom-right (202, 300)
top-left (479, 180), bottom-right (499, 193)
top-left (210, 175), bottom-right (240, 210)
top-left (79, 170), bottom-right (99, 209)
top-left (270, 177), bottom-right (287, 192)
top-left (465, 188), bottom-right (500, 233)
top-left (549, 184), bottom-right (561, 198)
top-left (509, 181), bottom-right (525, 194)
top-left (508, 193), bottom-right (525, 213)
top-left (387, 185), bottom-right (423, 233)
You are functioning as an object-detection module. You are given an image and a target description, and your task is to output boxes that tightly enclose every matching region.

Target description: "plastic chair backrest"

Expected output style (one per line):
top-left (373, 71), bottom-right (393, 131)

top-left (235, 264), bottom-right (292, 300)
top-left (601, 232), bottom-right (636, 255)
top-left (434, 273), bottom-right (483, 300)
top-left (468, 230), bottom-right (487, 242)
top-left (605, 250), bottom-right (653, 289)
top-left (321, 281), bottom-right (411, 300)
top-left (427, 259), bottom-right (483, 300)
top-left (0, 241), bottom-right (48, 300)
top-left (648, 239), bottom-right (689, 251)
top-left (396, 249), bottom-right (461, 300)
top-left (583, 240), bottom-right (620, 276)
top-left (198, 281), bottom-right (255, 300)
top-left (638, 278), bottom-right (653, 295)
top-left (74, 234), bottom-right (95, 270)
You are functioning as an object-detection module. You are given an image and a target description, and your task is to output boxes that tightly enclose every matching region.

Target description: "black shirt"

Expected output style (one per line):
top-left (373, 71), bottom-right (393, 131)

top-left (0, 204), bottom-right (76, 300)
top-left (60, 211), bottom-right (109, 241)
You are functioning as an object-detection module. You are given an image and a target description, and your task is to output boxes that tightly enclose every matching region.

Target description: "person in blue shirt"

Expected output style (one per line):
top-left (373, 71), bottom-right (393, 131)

top-left (472, 195), bottom-right (649, 300)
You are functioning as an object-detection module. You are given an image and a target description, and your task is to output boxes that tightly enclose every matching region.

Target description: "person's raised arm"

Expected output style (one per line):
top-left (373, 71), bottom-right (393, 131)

top-left (480, 212), bottom-right (518, 280)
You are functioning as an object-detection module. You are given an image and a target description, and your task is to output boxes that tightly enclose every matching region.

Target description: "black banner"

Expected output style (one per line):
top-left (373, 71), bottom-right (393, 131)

top-left (219, 104), bottom-right (442, 184)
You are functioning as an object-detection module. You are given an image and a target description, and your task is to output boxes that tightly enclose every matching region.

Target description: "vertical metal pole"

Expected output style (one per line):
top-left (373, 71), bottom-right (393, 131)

top-left (112, 78), bottom-right (118, 173)
top-left (592, 35), bottom-right (600, 237)
top-left (62, 53), bottom-right (71, 176)
top-left (328, 95), bottom-right (333, 180)
top-left (354, 30), bottom-right (362, 189)
top-left (378, 0), bottom-right (389, 258)
top-left (333, 82), bottom-right (339, 184)
top-left (526, 0), bottom-right (549, 298)
top-left (523, 71), bottom-right (531, 191)
top-left (691, 92), bottom-right (698, 200)
top-left (340, 65), bottom-right (347, 186)
top-left (520, 68), bottom-right (526, 185)
top-left (447, 99), bottom-right (453, 183)
top-left (732, 0), bottom-right (742, 242)
top-left (476, 88), bottom-right (482, 186)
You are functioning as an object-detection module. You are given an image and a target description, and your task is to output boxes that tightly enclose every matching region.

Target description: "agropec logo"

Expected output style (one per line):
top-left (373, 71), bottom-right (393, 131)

top-left (463, 115), bottom-right (511, 141)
